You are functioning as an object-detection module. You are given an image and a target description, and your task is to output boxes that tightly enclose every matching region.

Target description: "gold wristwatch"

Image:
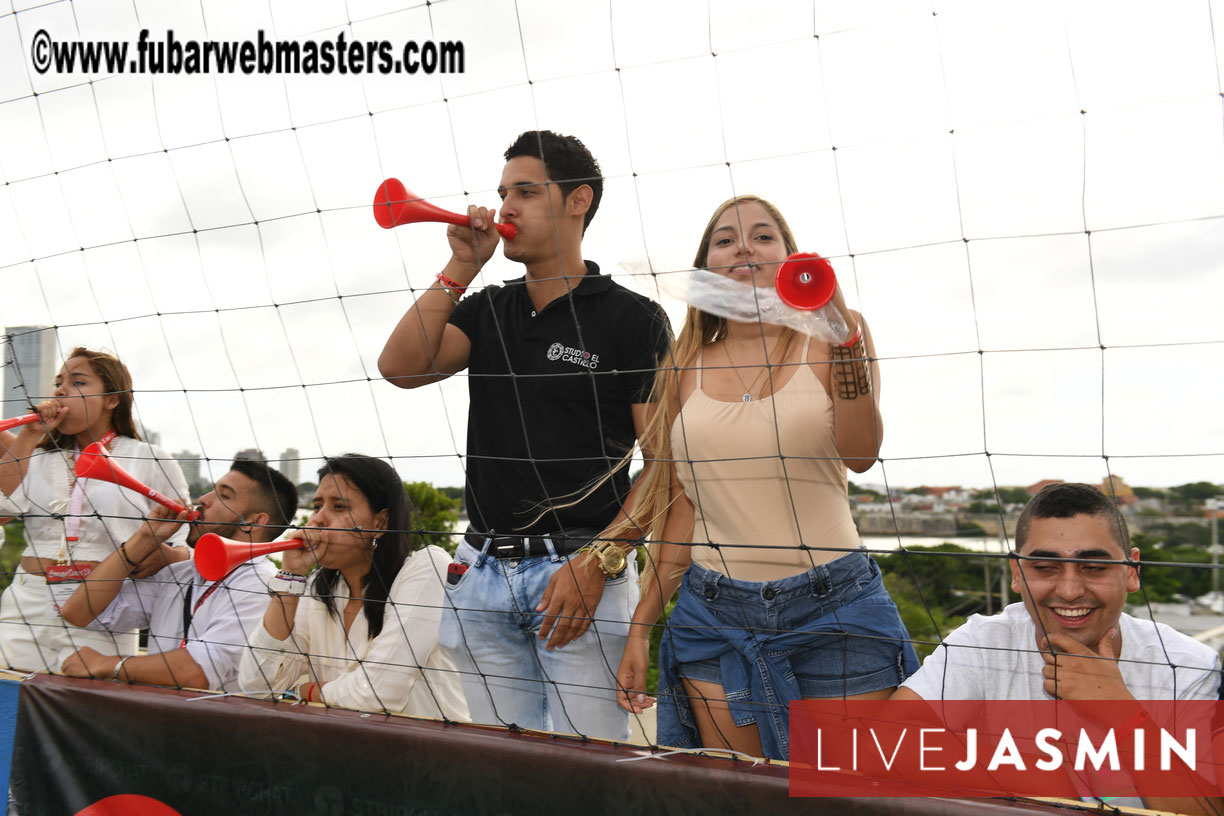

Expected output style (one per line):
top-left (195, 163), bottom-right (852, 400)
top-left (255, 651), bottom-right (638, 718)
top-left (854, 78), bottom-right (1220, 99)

top-left (582, 541), bottom-right (628, 577)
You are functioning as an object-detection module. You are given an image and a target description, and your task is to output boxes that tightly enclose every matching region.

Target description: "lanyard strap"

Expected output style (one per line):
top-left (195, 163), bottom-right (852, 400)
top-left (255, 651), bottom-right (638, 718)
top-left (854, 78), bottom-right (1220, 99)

top-left (65, 430), bottom-right (118, 544)
top-left (179, 579), bottom-right (223, 649)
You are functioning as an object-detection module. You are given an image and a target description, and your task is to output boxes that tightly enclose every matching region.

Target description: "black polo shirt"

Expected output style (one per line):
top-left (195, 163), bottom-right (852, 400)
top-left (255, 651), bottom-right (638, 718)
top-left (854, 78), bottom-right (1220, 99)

top-left (449, 261), bottom-right (671, 537)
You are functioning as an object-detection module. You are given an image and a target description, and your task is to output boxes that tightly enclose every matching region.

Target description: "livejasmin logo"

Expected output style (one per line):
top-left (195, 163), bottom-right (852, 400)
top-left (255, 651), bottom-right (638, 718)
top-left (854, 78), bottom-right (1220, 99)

top-left (546, 342), bottom-right (600, 370)
top-left (789, 700), bottom-right (1217, 799)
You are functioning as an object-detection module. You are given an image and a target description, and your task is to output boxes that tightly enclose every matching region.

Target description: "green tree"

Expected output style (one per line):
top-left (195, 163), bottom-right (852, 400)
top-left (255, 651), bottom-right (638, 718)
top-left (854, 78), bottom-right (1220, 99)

top-left (1141, 522), bottom-right (1211, 549)
top-left (971, 487), bottom-right (1027, 504)
top-left (0, 520), bottom-right (26, 594)
top-left (875, 544), bottom-right (989, 612)
top-left (404, 481), bottom-right (462, 554)
top-left (295, 482), bottom-right (317, 508)
top-left (187, 479), bottom-right (214, 500)
top-left (1129, 533), bottom-right (1212, 602)
top-left (1171, 482), bottom-right (1222, 504)
top-left (883, 572), bottom-right (966, 661)
top-left (997, 487), bottom-right (1030, 505)
top-left (848, 481), bottom-right (883, 500)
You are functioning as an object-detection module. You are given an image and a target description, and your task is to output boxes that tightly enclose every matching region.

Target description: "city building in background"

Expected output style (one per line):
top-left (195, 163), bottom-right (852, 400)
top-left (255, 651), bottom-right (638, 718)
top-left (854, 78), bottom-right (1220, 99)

top-left (172, 450), bottom-right (202, 487)
top-left (277, 447), bottom-right (300, 484)
top-left (2, 326), bottom-right (56, 420)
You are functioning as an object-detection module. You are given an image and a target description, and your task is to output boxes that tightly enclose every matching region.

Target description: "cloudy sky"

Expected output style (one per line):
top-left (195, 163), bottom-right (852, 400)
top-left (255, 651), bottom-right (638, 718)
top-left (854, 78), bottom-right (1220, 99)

top-left (1, 0), bottom-right (1222, 494)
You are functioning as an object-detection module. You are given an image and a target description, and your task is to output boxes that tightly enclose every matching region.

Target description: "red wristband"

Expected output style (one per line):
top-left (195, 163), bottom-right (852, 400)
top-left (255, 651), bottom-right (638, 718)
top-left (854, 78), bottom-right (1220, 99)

top-left (436, 273), bottom-right (467, 296)
top-left (836, 324), bottom-right (863, 348)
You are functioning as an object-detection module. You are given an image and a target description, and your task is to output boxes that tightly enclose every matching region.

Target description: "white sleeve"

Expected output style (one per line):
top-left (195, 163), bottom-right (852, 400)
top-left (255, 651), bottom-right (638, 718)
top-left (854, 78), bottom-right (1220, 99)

top-left (1176, 653), bottom-right (1223, 701)
top-left (318, 548), bottom-right (449, 714)
top-left (0, 483), bottom-right (25, 516)
top-left (186, 572), bottom-right (273, 691)
top-left (238, 600), bottom-right (313, 697)
top-left (0, 452), bottom-right (42, 516)
top-left (87, 576), bottom-right (156, 633)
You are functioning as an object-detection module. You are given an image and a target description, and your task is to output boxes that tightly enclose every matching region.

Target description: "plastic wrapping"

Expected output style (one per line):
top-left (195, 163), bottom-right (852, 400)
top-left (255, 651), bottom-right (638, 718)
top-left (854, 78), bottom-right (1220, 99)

top-left (623, 261), bottom-right (851, 344)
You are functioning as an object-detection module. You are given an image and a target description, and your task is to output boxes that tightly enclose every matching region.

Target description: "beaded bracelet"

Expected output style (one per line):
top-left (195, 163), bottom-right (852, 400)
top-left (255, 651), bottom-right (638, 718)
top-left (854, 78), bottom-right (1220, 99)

top-left (119, 542), bottom-right (144, 573)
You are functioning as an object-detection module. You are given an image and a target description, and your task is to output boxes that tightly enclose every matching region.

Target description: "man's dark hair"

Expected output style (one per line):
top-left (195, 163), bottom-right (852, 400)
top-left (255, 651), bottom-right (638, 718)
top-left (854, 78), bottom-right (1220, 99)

top-left (1015, 482), bottom-right (1130, 553)
top-left (229, 459), bottom-right (299, 541)
top-left (504, 130), bottom-right (603, 232)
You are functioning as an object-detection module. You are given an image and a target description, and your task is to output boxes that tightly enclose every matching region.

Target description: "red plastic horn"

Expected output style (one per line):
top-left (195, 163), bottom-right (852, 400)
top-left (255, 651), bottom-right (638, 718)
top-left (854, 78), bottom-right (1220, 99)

top-left (373, 178), bottom-right (517, 239)
top-left (194, 533), bottom-right (305, 581)
top-left (73, 794), bottom-right (184, 816)
top-left (0, 413), bottom-right (41, 433)
top-left (775, 252), bottom-right (838, 311)
top-left (74, 443), bottom-right (199, 521)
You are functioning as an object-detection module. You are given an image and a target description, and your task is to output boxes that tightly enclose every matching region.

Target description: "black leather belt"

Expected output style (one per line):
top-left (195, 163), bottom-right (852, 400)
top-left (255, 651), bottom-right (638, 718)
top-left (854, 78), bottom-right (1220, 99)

top-left (465, 529), bottom-right (599, 560)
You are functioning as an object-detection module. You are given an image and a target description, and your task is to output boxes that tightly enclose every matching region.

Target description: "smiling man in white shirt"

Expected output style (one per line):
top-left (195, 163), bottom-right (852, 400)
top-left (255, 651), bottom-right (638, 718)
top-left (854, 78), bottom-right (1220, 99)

top-left (893, 482), bottom-right (1220, 814)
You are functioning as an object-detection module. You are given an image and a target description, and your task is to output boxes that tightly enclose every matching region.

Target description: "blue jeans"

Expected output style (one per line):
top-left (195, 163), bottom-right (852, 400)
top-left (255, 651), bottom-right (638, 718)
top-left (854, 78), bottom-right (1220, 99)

top-left (438, 538), bottom-right (639, 741)
top-left (658, 552), bottom-right (919, 759)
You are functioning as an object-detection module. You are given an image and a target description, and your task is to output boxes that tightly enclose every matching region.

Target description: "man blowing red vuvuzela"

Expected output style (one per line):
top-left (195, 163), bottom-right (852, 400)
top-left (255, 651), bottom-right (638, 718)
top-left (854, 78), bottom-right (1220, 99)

top-left (892, 482), bottom-right (1221, 813)
top-left (378, 131), bottom-right (671, 740)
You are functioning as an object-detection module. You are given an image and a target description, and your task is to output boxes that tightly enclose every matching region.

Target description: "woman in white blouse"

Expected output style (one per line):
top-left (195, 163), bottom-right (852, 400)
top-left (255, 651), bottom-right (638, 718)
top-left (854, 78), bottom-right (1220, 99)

top-left (240, 454), bottom-right (468, 720)
top-left (0, 347), bottom-right (190, 672)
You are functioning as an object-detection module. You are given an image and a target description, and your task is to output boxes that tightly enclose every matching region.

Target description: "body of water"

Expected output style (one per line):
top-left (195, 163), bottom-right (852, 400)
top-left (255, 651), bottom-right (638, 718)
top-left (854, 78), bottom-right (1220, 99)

top-left (862, 536), bottom-right (1010, 554)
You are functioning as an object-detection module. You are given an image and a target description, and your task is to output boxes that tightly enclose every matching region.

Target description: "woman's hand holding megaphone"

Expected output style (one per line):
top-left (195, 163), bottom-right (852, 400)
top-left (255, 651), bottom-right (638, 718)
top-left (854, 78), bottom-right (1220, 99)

top-left (280, 526), bottom-right (323, 576)
top-left (18, 400), bottom-right (67, 439)
top-left (826, 281), bottom-right (860, 348)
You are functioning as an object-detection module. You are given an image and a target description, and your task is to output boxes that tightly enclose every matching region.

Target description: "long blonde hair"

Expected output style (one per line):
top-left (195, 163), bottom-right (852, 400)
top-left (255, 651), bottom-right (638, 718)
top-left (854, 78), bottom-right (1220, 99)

top-left (606, 195), bottom-right (800, 587)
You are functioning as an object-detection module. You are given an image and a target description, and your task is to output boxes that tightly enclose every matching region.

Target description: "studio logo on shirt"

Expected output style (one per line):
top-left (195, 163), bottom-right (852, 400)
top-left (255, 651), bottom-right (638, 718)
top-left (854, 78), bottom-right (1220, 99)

top-left (546, 342), bottom-right (599, 370)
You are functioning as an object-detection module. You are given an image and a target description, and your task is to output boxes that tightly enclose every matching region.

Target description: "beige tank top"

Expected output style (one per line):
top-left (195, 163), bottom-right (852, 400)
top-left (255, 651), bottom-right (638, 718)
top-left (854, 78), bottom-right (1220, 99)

top-left (671, 336), bottom-right (861, 582)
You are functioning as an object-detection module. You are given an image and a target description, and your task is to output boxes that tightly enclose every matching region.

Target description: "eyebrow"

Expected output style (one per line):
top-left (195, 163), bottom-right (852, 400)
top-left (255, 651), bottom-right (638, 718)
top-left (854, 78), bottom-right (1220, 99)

top-left (1024, 549), bottom-right (1118, 560)
top-left (712, 221), bottom-right (775, 234)
top-left (497, 179), bottom-right (547, 195)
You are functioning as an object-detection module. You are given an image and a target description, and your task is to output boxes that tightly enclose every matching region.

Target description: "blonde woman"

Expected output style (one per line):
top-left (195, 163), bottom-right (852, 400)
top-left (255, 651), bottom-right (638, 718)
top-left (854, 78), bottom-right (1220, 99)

top-left (612, 197), bottom-right (917, 760)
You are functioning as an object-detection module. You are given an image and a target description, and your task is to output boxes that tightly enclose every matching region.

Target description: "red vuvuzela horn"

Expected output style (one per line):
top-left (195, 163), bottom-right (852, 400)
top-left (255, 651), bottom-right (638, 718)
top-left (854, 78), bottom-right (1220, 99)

top-left (373, 178), bottom-right (517, 239)
top-left (74, 443), bottom-right (199, 521)
top-left (775, 252), bottom-right (838, 311)
top-left (0, 413), bottom-right (41, 433)
top-left (194, 533), bottom-right (305, 581)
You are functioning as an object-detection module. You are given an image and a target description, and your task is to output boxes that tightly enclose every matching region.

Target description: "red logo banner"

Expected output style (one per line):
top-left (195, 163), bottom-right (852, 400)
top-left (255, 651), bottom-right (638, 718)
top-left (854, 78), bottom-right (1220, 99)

top-left (790, 700), bottom-right (1222, 799)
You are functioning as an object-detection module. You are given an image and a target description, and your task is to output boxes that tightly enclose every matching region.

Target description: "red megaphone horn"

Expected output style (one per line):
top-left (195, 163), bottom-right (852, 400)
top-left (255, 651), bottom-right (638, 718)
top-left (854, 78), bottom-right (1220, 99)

top-left (373, 178), bottom-right (517, 239)
top-left (0, 413), bottom-right (42, 433)
top-left (75, 443), bottom-right (199, 521)
top-left (775, 252), bottom-right (838, 311)
top-left (194, 533), bottom-right (305, 581)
